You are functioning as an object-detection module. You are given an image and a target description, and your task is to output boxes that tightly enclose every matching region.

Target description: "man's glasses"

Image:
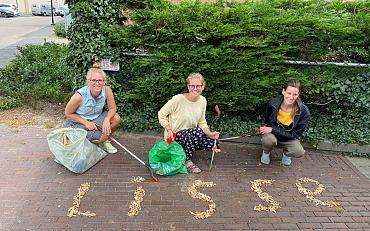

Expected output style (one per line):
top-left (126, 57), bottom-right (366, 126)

top-left (89, 79), bottom-right (105, 84)
top-left (188, 84), bottom-right (203, 89)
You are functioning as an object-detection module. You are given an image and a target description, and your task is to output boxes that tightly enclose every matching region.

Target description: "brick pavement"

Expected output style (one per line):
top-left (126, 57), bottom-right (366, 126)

top-left (0, 124), bottom-right (369, 231)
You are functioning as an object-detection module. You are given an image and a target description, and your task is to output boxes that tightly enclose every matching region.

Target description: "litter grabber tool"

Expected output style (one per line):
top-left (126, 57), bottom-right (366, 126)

top-left (110, 137), bottom-right (159, 182)
top-left (209, 139), bottom-right (218, 171)
top-left (219, 133), bottom-right (260, 141)
top-left (96, 125), bottom-right (159, 182)
top-left (209, 104), bottom-right (221, 171)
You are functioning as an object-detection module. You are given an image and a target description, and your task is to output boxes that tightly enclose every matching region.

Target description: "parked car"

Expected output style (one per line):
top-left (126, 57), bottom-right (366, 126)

top-left (31, 3), bottom-right (54, 16)
top-left (55, 5), bottom-right (68, 17)
top-left (54, 7), bottom-right (63, 16)
top-left (0, 3), bottom-right (20, 17)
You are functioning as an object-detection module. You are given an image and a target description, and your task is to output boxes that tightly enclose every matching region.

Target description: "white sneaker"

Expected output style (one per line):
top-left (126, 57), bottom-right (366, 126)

top-left (260, 152), bottom-right (270, 165)
top-left (102, 140), bottom-right (118, 154)
top-left (281, 154), bottom-right (291, 166)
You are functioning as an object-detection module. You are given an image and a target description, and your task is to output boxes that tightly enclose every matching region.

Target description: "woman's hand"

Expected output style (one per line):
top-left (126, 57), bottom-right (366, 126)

top-left (207, 131), bottom-right (220, 140)
top-left (166, 130), bottom-right (177, 144)
top-left (85, 121), bottom-right (97, 131)
top-left (167, 130), bottom-right (176, 139)
top-left (102, 118), bottom-right (112, 136)
top-left (259, 126), bottom-right (272, 135)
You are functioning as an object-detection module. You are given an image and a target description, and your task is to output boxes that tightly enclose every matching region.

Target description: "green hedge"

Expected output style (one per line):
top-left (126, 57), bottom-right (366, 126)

top-left (0, 43), bottom-right (74, 106)
top-left (66, 0), bottom-right (122, 75)
top-left (105, 0), bottom-right (369, 145)
top-left (54, 23), bottom-right (66, 38)
top-left (105, 0), bottom-right (369, 111)
top-left (1, 0), bottom-right (368, 146)
top-left (51, 0), bottom-right (370, 145)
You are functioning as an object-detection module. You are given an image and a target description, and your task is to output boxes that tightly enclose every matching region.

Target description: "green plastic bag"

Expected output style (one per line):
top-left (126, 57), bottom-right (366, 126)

top-left (149, 141), bottom-right (188, 176)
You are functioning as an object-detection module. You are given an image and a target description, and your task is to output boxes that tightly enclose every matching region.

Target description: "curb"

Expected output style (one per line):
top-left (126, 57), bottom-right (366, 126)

top-left (121, 130), bottom-right (370, 154)
top-left (219, 136), bottom-right (370, 154)
top-left (314, 140), bottom-right (370, 154)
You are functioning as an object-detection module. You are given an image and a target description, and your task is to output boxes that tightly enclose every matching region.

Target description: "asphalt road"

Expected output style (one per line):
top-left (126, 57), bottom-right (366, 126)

top-left (0, 15), bottom-right (64, 68)
top-left (0, 15), bottom-right (63, 48)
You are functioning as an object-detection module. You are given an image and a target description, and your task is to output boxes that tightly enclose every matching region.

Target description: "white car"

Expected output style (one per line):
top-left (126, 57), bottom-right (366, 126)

top-left (31, 3), bottom-right (53, 16)
top-left (56, 5), bottom-right (69, 17)
top-left (0, 3), bottom-right (20, 17)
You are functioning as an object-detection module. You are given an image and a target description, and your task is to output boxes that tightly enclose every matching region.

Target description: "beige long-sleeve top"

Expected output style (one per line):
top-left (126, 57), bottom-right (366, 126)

top-left (158, 94), bottom-right (209, 139)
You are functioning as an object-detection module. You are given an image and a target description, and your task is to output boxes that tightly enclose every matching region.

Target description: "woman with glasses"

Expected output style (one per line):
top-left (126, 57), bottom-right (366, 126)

top-left (258, 79), bottom-right (310, 166)
top-left (158, 73), bottom-right (220, 173)
top-left (65, 63), bottom-right (121, 154)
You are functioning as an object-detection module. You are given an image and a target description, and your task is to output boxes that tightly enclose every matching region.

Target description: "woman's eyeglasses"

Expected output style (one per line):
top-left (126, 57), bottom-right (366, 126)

top-left (188, 84), bottom-right (203, 89)
top-left (89, 79), bottom-right (105, 84)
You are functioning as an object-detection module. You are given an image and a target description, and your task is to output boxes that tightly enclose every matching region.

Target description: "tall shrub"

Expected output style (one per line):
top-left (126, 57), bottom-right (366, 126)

top-left (107, 0), bottom-right (369, 114)
top-left (63, 0), bottom-right (369, 144)
top-left (66, 0), bottom-right (122, 83)
top-left (0, 43), bottom-right (73, 104)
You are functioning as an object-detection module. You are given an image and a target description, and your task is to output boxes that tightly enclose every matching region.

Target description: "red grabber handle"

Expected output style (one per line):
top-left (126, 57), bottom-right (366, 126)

top-left (166, 132), bottom-right (177, 144)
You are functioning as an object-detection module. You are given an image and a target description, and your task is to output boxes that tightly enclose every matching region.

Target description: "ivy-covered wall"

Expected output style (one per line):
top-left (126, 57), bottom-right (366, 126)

top-left (65, 0), bottom-right (369, 145)
top-left (66, 0), bottom-right (122, 79)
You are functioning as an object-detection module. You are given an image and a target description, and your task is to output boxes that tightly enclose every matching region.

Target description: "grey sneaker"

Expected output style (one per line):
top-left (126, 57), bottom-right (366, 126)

top-left (102, 140), bottom-right (118, 154)
top-left (260, 152), bottom-right (270, 165)
top-left (281, 154), bottom-right (292, 166)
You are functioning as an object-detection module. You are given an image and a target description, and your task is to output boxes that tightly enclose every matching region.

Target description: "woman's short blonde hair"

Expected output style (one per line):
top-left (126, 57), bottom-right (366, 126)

top-left (86, 62), bottom-right (106, 80)
top-left (186, 73), bottom-right (206, 86)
